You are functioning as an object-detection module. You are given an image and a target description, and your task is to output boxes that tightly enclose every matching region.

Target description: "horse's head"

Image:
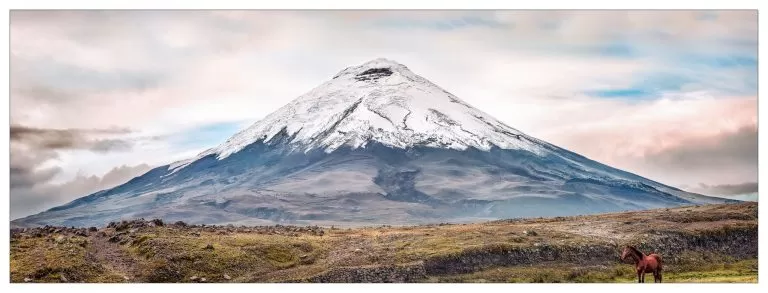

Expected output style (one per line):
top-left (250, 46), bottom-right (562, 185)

top-left (620, 246), bottom-right (633, 261)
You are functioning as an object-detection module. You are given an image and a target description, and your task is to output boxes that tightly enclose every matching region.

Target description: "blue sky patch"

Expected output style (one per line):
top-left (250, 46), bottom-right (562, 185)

top-left (587, 88), bottom-right (653, 99)
top-left (586, 73), bottom-right (695, 100)
top-left (168, 121), bottom-right (246, 151)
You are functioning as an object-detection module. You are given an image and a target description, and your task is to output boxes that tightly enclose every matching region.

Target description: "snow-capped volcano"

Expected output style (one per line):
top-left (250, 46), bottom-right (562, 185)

top-left (172, 58), bottom-right (542, 170)
top-left (13, 58), bottom-right (733, 228)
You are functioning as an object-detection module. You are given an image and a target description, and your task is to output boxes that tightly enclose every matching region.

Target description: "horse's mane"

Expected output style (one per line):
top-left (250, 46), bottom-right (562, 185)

top-left (626, 245), bottom-right (645, 258)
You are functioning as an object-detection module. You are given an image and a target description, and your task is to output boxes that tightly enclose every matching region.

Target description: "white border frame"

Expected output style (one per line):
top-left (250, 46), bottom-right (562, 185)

top-left (1, 1), bottom-right (763, 293)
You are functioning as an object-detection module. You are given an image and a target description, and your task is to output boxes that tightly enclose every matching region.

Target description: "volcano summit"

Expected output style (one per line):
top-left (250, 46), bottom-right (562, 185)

top-left (13, 58), bottom-right (730, 227)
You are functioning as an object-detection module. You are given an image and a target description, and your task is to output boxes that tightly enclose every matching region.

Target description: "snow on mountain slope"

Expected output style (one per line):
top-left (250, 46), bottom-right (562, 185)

top-left (11, 58), bottom-right (735, 228)
top-left (171, 58), bottom-right (545, 171)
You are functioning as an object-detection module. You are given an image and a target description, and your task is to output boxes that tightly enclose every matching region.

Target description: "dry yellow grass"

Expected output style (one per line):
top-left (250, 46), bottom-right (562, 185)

top-left (10, 202), bottom-right (758, 283)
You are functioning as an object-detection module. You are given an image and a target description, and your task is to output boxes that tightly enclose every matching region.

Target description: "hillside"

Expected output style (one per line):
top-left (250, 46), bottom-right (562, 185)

top-left (10, 202), bottom-right (757, 283)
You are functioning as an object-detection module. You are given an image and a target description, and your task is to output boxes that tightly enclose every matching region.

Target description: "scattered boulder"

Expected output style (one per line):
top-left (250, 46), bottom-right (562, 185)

top-left (55, 236), bottom-right (66, 243)
top-left (151, 219), bottom-right (164, 227)
top-left (24, 277), bottom-right (32, 282)
top-left (523, 230), bottom-right (538, 236)
top-left (223, 274), bottom-right (231, 280)
top-left (299, 254), bottom-right (315, 264)
top-left (108, 235), bottom-right (122, 243)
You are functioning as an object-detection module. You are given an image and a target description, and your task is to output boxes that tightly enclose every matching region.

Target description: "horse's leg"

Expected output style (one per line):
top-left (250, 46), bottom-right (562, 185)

top-left (637, 270), bottom-right (642, 283)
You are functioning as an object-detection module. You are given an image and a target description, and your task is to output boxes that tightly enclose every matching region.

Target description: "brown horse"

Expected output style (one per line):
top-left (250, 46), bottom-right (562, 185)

top-left (621, 246), bottom-right (663, 283)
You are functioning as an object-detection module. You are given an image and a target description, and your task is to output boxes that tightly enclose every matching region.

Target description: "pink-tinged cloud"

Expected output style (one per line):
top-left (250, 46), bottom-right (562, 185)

top-left (528, 95), bottom-right (757, 186)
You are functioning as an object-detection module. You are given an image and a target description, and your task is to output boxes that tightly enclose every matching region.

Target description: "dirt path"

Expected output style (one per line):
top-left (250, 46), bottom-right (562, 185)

top-left (86, 235), bottom-right (143, 282)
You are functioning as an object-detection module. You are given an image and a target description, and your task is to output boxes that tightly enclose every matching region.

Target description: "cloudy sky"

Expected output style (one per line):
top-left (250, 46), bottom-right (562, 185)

top-left (9, 10), bottom-right (757, 219)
